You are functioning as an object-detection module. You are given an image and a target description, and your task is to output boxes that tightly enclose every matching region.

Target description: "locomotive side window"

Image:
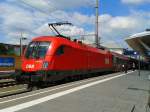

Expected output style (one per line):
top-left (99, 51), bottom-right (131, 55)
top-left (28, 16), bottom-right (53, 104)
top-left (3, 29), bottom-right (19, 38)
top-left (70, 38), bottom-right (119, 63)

top-left (56, 46), bottom-right (64, 55)
top-left (112, 56), bottom-right (117, 64)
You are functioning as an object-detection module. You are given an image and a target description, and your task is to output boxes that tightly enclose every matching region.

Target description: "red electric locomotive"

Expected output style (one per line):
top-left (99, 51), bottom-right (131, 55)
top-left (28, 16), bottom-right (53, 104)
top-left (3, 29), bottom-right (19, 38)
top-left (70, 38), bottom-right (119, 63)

top-left (14, 22), bottom-right (130, 86)
top-left (15, 35), bottom-right (114, 84)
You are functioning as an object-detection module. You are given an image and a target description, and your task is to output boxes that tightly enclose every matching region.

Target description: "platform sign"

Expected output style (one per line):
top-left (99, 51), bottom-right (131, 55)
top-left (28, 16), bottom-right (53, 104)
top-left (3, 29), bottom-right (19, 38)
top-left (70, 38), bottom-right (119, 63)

top-left (0, 57), bottom-right (15, 67)
top-left (123, 50), bottom-right (139, 55)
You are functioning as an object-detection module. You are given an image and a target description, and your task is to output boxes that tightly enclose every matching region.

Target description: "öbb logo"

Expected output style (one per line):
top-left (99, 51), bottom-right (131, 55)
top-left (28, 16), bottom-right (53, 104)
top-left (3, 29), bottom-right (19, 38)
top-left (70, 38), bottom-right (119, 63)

top-left (26, 64), bottom-right (35, 69)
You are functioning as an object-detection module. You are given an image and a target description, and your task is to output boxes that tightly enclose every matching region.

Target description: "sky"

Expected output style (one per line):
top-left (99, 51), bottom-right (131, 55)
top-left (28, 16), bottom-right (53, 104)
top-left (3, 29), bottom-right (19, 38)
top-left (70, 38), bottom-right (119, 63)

top-left (0, 0), bottom-right (150, 48)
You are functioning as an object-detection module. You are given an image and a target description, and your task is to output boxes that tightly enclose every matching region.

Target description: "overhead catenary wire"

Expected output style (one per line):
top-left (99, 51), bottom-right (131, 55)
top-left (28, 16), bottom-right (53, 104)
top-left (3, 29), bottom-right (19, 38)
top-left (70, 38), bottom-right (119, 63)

top-left (19, 1), bottom-right (94, 30)
top-left (19, 0), bottom-right (86, 37)
top-left (15, 0), bottom-right (123, 48)
top-left (19, 0), bottom-right (103, 45)
top-left (19, 0), bottom-right (65, 22)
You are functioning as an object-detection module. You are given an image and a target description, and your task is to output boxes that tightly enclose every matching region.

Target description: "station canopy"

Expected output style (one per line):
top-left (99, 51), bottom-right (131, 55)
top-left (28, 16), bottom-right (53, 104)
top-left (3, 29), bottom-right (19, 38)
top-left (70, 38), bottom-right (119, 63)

top-left (125, 31), bottom-right (150, 61)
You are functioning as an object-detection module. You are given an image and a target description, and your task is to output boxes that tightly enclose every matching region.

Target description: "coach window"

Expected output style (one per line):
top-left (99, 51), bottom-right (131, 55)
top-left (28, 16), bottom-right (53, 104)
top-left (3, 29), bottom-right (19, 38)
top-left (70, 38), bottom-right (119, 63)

top-left (112, 56), bottom-right (116, 64)
top-left (56, 46), bottom-right (64, 55)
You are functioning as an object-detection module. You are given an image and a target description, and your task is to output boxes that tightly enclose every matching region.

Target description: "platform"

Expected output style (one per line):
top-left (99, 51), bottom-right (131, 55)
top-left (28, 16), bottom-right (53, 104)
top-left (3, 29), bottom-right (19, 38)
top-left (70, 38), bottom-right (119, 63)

top-left (0, 70), bottom-right (149, 112)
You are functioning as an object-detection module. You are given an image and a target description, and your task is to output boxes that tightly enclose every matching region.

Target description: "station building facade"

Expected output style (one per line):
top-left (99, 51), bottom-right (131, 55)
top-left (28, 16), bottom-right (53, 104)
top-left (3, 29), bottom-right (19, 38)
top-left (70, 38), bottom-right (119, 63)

top-left (0, 43), bottom-right (26, 71)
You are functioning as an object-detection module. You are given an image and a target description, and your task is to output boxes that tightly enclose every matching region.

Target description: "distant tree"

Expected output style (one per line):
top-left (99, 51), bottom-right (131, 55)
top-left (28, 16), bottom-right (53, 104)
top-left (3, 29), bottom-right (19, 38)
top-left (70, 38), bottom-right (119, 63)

top-left (7, 46), bottom-right (15, 55)
top-left (0, 43), bottom-right (7, 55)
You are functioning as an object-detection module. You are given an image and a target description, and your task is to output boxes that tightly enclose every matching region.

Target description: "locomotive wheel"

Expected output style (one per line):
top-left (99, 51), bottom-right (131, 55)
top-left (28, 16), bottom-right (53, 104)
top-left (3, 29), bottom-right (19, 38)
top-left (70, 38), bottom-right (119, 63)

top-left (27, 82), bottom-right (40, 91)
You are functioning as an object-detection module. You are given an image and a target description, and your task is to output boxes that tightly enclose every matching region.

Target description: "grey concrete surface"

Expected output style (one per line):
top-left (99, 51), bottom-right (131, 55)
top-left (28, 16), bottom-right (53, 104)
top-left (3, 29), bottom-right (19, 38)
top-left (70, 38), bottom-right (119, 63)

top-left (0, 72), bottom-right (121, 109)
top-left (18, 71), bottom-right (150, 112)
top-left (0, 71), bottom-right (150, 112)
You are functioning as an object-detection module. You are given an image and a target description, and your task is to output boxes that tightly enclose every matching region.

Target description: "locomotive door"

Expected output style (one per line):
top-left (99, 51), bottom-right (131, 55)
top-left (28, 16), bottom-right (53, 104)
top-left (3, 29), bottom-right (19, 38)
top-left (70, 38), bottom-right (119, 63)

top-left (105, 54), bottom-right (110, 65)
top-left (87, 48), bottom-right (90, 70)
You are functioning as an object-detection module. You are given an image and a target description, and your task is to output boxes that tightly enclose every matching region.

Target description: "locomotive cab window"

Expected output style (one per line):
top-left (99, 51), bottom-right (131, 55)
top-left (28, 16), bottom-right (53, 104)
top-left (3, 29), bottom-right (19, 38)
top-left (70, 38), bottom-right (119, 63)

top-left (25, 41), bottom-right (50, 59)
top-left (56, 46), bottom-right (64, 55)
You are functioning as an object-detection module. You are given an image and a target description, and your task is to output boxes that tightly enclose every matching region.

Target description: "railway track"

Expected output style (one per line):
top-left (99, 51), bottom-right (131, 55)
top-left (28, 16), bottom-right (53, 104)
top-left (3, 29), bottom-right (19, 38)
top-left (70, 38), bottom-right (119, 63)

top-left (0, 83), bottom-right (29, 98)
top-left (0, 71), bottom-right (123, 99)
top-left (0, 79), bottom-right (17, 88)
top-left (0, 74), bottom-right (84, 98)
top-left (0, 79), bottom-right (29, 98)
top-left (0, 70), bottom-right (15, 79)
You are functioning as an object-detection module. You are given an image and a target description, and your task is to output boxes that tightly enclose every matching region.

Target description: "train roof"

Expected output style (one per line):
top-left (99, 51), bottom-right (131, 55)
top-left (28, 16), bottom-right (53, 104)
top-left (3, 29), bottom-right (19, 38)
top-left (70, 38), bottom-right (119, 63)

top-left (31, 36), bottom-right (110, 55)
top-left (111, 51), bottom-right (128, 60)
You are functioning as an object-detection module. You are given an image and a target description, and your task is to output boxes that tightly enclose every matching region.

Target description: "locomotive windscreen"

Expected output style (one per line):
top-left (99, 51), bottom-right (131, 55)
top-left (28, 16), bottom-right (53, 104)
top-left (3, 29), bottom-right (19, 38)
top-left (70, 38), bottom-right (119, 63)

top-left (25, 41), bottom-right (50, 59)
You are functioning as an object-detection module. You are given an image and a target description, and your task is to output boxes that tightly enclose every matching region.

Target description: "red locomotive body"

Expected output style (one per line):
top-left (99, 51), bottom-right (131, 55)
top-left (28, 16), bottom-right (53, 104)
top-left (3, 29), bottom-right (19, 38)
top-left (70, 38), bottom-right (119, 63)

top-left (15, 35), bottom-right (128, 85)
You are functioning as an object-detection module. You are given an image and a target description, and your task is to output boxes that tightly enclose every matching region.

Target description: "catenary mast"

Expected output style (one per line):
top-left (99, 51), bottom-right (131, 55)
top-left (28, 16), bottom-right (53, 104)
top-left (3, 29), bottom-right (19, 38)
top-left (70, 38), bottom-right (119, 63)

top-left (95, 0), bottom-right (99, 47)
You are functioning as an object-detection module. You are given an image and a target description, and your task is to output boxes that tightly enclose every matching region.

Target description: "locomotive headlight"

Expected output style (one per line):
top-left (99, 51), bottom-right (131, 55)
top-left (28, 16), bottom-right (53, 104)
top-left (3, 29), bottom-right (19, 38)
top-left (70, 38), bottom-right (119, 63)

top-left (42, 61), bottom-right (49, 69)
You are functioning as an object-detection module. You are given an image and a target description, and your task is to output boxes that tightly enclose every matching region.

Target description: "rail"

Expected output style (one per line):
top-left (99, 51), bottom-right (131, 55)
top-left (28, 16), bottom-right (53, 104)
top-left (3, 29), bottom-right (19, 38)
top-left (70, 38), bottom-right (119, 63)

top-left (0, 79), bottom-right (16, 88)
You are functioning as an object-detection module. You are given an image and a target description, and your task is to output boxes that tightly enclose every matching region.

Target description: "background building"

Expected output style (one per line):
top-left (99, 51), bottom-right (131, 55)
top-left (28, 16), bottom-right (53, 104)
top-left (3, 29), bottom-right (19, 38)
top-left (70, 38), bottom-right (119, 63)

top-left (126, 30), bottom-right (150, 62)
top-left (0, 43), bottom-right (26, 56)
